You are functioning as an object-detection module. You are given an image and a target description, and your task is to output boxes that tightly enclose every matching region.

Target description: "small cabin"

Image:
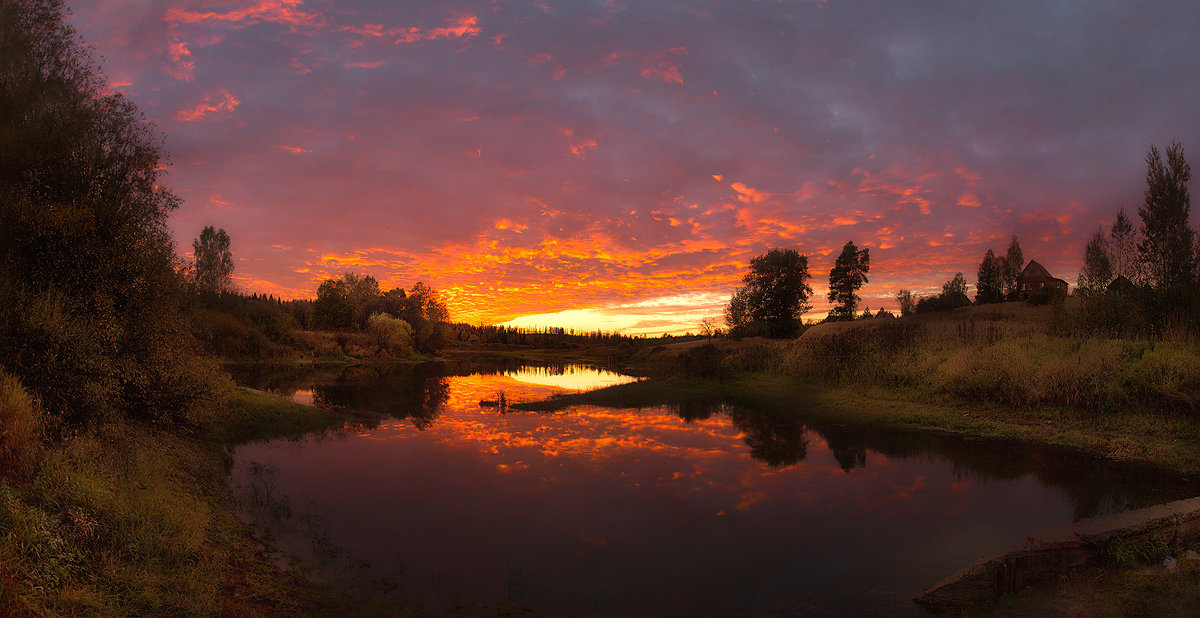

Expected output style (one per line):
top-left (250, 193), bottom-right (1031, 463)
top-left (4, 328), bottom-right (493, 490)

top-left (1107, 274), bottom-right (1136, 295)
top-left (1018, 260), bottom-right (1068, 298)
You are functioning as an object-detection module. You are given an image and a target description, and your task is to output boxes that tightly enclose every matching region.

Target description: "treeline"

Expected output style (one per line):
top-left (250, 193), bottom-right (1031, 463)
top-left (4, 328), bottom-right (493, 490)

top-left (1071, 141), bottom-right (1200, 339)
top-left (188, 273), bottom-right (452, 358)
top-left (445, 323), bottom-right (650, 348)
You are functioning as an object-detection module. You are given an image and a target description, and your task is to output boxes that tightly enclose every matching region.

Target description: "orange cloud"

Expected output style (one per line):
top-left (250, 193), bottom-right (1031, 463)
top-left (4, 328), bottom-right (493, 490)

top-left (730, 182), bottom-right (769, 203)
top-left (277, 145), bottom-right (313, 154)
top-left (176, 89), bottom-right (240, 121)
top-left (164, 0), bottom-right (319, 28)
top-left (395, 15), bottom-right (480, 44)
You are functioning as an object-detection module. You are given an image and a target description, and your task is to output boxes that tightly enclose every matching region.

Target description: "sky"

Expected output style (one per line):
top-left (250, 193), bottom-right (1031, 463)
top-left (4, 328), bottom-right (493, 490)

top-left (70, 0), bottom-right (1200, 334)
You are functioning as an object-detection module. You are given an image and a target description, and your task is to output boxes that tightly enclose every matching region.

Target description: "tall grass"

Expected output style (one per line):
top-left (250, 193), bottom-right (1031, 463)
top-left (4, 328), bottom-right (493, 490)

top-left (0, 370), bottom-right (40, 472)
top-left (669, 306), bottom-right (1200, 418)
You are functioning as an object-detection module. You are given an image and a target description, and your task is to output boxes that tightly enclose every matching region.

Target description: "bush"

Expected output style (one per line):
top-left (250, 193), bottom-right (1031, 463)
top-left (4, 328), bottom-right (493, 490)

top-left (0, 370), bottom-right (40, 472)
top-left (366, 313), bottom-right (414, 356)
top-left (671, 344), bottom-right (729, 379)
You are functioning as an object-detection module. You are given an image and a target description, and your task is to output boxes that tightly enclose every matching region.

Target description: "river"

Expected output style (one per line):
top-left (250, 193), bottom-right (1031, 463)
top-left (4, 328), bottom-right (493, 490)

top-left (227, 360), bottom-right (1196, 616)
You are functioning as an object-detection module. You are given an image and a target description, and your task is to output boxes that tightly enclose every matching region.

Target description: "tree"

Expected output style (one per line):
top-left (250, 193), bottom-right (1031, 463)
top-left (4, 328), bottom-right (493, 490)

top-left (0, 0), bottom-right (220, 423)
top-left (192, 226), bottom-right (234, 294)
top-left (943, 273), bottom-right (970, 307)
top-left (895, 289), bottom-right (916, 317)
top-left (1078, 227), bottom-right (1114, 297)
top-left (313, 278), bottom-right (353, 330)
top-left (404, 281), bottom-right (449, 353)
top-left (725, 248), bottom-right (812, 338)
top-left (1109, 208), bottom-right (1137, 281)
top-left (975, 249), bottom-right (1004, 304)
top-left (1001, 236), bottom-right (1024, 301)
top-left (826, 241), bottom-right (870, 321)
top-left (1139, 141), bottom-right (1194, 291)
top-left (724, 290), bottom-right (751, 333)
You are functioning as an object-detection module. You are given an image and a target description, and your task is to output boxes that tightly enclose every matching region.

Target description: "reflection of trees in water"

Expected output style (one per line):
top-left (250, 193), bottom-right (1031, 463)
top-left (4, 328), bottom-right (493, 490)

top-left (810, 420), bottom-right (1199, 519)
top-left (727, 406), bottom-right (809, 468)
top-left (666, 398), bottom-right (1200, 518)
top-left (225, 362), bottom-right (450, 430)
top-left (672, 400), bottom-right (810, 468)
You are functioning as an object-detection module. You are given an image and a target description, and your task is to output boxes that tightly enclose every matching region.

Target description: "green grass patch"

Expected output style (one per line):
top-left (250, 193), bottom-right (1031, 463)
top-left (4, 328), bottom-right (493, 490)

top-left (0, 383), bottom-right (375, 615)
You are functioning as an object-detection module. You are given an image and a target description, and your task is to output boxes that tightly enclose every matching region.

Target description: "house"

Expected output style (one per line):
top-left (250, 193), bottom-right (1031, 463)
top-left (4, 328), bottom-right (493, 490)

top-left (1018, 260), bottom-right (1069, 298)
top-left (1106, 274), bottom-right (1136, 295)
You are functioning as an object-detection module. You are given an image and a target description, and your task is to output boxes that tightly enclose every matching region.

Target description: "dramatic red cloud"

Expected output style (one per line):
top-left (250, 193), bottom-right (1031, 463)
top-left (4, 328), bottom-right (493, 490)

top-left (66, 1), bottom-right (1200, 333)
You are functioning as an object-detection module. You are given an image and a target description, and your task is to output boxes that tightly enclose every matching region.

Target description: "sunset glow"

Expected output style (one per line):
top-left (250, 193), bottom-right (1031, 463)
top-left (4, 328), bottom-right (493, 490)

top-left (71, 1), bottom-right (1200, 332)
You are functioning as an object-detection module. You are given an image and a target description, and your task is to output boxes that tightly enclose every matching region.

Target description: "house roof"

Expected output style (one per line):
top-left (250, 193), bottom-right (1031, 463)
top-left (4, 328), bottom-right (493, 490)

top-left (1020, 260), bottom-right (1053, 280)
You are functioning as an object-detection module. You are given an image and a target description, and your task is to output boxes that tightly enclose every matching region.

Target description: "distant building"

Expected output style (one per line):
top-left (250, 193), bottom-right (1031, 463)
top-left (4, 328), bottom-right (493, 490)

top-left (1106, 274), bottom-right (1137, 295)
top-left (1018, 260), bottom-right (1069, 298)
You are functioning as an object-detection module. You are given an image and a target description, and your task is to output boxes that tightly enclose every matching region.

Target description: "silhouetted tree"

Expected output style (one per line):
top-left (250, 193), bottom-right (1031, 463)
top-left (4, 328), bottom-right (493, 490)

top-left (313, 278), bottom-right (354, 330)
top-left (1109, 208), bottom-right (1138, 281)
top-left (1139, 141), bottom-right (1194, 292)
top-left (1001, 236), bottom-right (1024, 301)
top-left (725, 248), bottom-right (812, 338)
top-left (895, 289), bottom-right (916, 317)
top-left (975, 249), bottom-right (1004, 304)
top-left (404, 281), bottom-right (449, 353)
top-left (827, 241), bottom-right (870, 321)
top-left (1078, 228), bottom-right (1113, 297)
top-left (0, 0), bottom-right (220, 423)
top-left (192, 226), bottom-right (234, 294)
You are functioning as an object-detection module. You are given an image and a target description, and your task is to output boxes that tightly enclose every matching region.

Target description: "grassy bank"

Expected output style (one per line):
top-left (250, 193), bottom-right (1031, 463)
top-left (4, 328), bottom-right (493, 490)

top-left (0, 383), bottom-right (368, 616)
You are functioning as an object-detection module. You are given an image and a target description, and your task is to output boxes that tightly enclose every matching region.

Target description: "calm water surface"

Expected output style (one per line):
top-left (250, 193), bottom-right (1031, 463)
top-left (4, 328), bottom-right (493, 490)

top-left (228, 361), bottom-right (1196, 616)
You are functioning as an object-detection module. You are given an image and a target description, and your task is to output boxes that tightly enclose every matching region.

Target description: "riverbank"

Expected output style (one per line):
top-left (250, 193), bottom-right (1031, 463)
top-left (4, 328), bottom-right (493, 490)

top-left (0, 387), bottom-right (393, 616)
top-left (514, 373), bottom-right (1200, 476)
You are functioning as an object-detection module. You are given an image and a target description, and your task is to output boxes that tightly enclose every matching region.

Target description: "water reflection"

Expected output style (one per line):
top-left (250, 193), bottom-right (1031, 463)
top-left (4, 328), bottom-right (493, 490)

top-left (228, 362), bottom-right (1199, 616)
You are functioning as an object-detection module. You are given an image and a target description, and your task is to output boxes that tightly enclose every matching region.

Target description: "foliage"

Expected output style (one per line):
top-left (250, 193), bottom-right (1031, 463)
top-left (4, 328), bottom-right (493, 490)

top-left (726, 248), bottom-right (812, 338)
top-left (0, 0), bottom-right (222, 424)
top-left (1110, 207), bottom-right (1138, 281)
top-left (403, 281), bottom-right (449, 353)
top-left (366, 313), bottom-right (414, 356)
top-left (975, 249), bottom-right (1004, 304)
top-left (913, 273), bottom-right (972, 313)
top-left (191, 226), bottom-right (233, 294)
top-left (943, 272), bottom-right (968, 300)
top-left (0, 370), bottom-right (40, 472)
top-left (310, 274), bottom-right (449, 353)
top-left (826, 241), bottom-right (870, 321)
top-left (896, 289), bottom-right (916, 317)
top-left (1002, 236), bottom-right (1024, 301)
top-left (1078, 227), bottom-right (1114, 297)
top-left (1139, 141), bottom-right (1194, 292)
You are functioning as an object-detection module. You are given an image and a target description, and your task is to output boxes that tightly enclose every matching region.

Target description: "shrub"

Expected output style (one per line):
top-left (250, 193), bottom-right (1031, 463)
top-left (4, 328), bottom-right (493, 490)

top-left (671, 344), bottom-right (728, 379)
top-left (366, 313), bottom-right (414, 356)
top-left (0, 370), bottom-right (40, 471)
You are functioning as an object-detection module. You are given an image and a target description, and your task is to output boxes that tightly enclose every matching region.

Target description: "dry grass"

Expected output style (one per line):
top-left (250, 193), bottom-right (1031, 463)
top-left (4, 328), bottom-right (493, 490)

top-left (0, 370), bottom-right (40, 472)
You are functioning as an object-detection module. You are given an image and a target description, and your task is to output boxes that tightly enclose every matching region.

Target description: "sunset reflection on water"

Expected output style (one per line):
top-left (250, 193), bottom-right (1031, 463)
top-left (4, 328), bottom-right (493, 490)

top-left (228, 363), bottom-right (1197, 616)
